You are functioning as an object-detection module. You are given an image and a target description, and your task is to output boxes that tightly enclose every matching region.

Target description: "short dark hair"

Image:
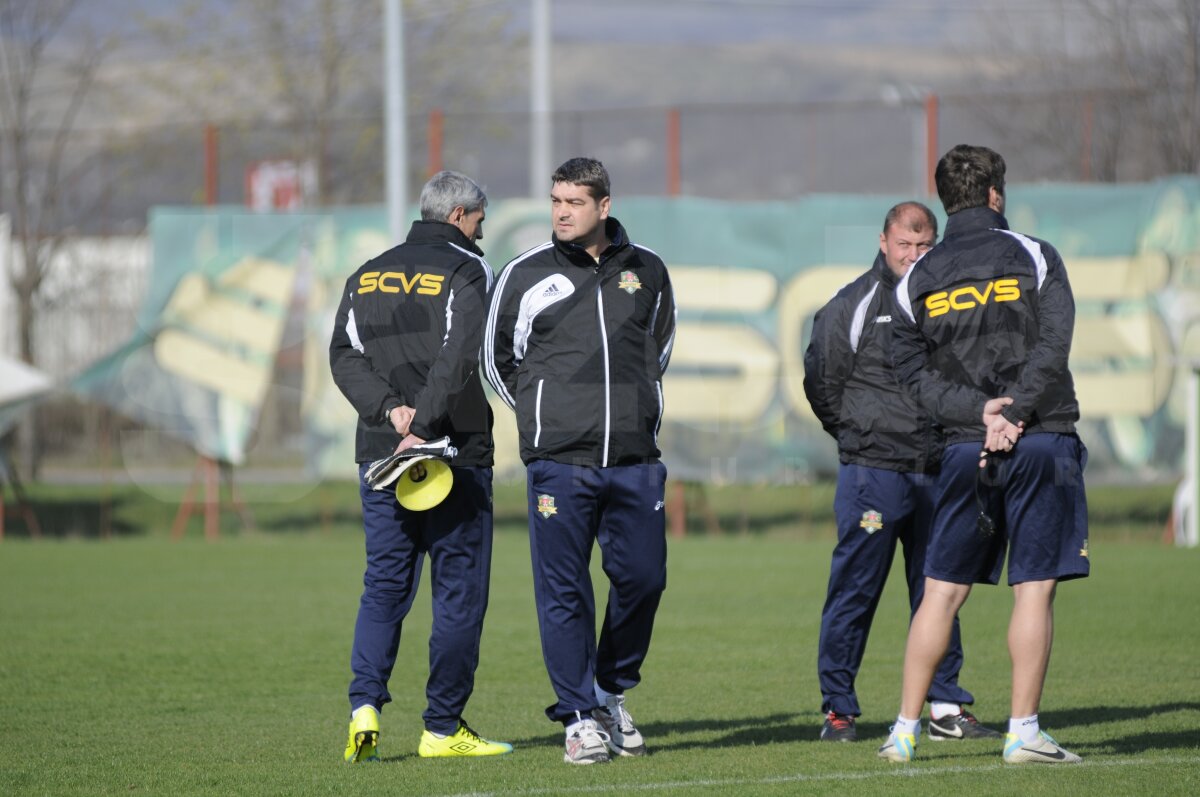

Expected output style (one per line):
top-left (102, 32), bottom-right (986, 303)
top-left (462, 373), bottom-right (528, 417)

top-left (883, 201), bottom-right (938, 237)
top-left (934, 145), bottom-right (1006, 216)
top-left (551, 157), bottom-right (610, 200)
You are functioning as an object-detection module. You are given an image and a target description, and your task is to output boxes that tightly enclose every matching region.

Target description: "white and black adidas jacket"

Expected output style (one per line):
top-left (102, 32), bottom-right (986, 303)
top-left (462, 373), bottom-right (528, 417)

top-left (483, 217), bottom-right (676, 467)
top-left (330, 220), bottom-right (494, 466)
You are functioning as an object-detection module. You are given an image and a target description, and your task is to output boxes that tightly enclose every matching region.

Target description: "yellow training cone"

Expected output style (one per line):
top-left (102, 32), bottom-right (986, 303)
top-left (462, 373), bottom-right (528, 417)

top-left (394, 458), bottom-right (453, 511)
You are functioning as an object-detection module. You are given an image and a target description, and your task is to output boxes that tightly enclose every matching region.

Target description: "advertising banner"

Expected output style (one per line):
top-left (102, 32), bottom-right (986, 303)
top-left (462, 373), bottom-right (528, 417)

top-left (79, 179), bottom-right (1200, 482)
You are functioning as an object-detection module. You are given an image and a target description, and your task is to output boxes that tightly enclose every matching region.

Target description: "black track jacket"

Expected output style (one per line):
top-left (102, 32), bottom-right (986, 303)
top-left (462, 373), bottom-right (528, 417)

top-left (803, 251), bottom-right (942, 474)
top-left (329, 220), bottom-right (494, 465)
top-left (483, 217), bottom-right (676, 467)
top-left (891, 206), bottom-right (1080, 445)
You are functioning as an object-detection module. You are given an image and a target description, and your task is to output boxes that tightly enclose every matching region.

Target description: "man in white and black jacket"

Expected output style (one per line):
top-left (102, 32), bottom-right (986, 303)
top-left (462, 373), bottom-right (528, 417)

top-left (484, 157), bottom-right (676, 765)
top-left (330, 170), bottom-right (511, 763)
top-left (803, 202), bottom-right (997, 745)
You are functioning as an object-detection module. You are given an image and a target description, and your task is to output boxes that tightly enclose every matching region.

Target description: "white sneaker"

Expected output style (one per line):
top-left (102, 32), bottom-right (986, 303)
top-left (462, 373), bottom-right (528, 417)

top-left (564, 718), bottom-right (610, 765)
top-left (1003, 731), bottom-right (1082, 764)
top-left (594, 693), bottom-right (646, 757)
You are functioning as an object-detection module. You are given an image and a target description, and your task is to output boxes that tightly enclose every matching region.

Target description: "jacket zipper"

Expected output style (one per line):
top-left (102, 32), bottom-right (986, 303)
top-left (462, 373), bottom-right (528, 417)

top-left (595, 265), bottom-right (611, 467)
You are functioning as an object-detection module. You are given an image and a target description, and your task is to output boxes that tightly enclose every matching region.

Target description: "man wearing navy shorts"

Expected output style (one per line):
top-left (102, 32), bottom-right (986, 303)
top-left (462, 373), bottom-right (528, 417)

top-left (804, 202), bottom-right (999, 744)
top-left (484, 157), bottom-right (676, 765)
top-left (879, 145), bottom-right (1089, 765)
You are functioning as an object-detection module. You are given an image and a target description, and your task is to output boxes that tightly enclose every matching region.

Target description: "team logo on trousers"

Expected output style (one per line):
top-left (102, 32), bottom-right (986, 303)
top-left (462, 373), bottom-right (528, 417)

top-left (1080, 539), bottom-right (1089, 558)
top-left (618, 270), bottom-right (642, 294)
top-left (860, 510), bottom-right (883, 533)
top-left (537, 494), bottom-right (558, 519)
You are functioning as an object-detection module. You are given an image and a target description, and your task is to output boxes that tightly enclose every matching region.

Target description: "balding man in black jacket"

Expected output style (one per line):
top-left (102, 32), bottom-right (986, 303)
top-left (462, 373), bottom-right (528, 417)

top-left (804, 201), bottom-right (998, 745)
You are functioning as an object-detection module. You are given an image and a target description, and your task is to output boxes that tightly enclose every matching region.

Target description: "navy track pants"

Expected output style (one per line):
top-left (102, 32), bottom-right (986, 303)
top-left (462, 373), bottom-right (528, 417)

top-left (818, 463), bottom-right (974, 717)
top-left (348, 464), bottom-right (493, 735)
top-left (526, 459), bottom-right (668, 724)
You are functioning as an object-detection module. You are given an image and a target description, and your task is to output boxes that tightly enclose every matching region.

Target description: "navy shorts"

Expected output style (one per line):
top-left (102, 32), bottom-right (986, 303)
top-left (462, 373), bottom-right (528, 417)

top-left (925, 433), bottom-right (1090, 586)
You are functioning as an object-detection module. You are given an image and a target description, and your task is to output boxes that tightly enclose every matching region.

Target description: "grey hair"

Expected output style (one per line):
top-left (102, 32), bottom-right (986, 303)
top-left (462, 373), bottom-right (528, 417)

top-left (419, 170), bottom-right (487, 221)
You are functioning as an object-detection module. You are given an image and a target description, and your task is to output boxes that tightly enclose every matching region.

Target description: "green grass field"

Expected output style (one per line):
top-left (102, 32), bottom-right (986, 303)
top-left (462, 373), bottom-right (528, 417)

top-left (1, 485), bottom-right (1199, 795)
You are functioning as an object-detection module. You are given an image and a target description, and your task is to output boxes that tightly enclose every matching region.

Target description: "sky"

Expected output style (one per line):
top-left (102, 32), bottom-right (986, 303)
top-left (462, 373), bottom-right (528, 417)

top-left (519, 0), bottom-right (1100, 46)
top-left (75, 0), bottom-right (1104, 52)
top-left (53, 0), bottom-right (1118, 117)
top-left (543, 0), bottom-right (986, 44)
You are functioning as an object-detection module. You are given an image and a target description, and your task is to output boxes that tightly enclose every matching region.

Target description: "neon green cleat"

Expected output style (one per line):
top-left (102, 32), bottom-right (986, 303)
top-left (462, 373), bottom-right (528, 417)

top-left (418, 722), bottom-right (513, 758)
top-left (344, 706), bottom-right (380, 763)
top-left (877, 728), bottom-right (918, 762)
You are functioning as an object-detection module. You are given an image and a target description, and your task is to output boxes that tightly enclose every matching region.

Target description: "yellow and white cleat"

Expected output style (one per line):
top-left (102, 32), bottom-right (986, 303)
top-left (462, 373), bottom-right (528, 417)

top-left (877, 728), bottom-right (918, 762)
top-left (1003, 731), bottom-right (1082, 764)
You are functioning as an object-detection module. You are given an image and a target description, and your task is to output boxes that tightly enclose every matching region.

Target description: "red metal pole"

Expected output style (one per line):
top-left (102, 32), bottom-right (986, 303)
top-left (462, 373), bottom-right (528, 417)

top-left (428, 108), bottom-right (444, 177)
top-left (666, 108), bottom-right (681, 196)
top-left (204, 124), bottom-right (219, 205)
top-left (203, 455), bottom-right (219, 541)
top-left (189, 127), bottom-right (224, 541)
top-left (924, 94), bottom-right (939, 197)
top-left (667, 481), bottom-right (686, 538)
top-left (171, 459), bottom-right (202, 541)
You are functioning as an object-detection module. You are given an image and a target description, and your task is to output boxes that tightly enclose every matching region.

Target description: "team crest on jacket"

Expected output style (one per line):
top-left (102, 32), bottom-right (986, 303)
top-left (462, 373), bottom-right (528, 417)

top-left (859, 510), bottom-right (883, 533)
top-left (618, 270), bottom-right (642, 294)
top-left (537, 494), bottom-right (558, 519)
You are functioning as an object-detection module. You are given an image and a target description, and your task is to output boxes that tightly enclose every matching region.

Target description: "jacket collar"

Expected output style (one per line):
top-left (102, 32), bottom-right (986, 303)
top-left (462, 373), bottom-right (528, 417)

top-left (943, 206), bottom-right (1009, 240)
top-left (871, 250), bottom-right (899, 290)
top-left (404, 220), bottom-right (485, 257)
top-left (552, 217), bottom-right (630, 266)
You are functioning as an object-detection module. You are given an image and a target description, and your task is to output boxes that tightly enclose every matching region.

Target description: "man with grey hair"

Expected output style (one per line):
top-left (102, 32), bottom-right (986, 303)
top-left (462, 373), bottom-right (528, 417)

top-left (419, 169), bottom-right (488, 227)
top-left (330, 170), bottom-right (511, 761)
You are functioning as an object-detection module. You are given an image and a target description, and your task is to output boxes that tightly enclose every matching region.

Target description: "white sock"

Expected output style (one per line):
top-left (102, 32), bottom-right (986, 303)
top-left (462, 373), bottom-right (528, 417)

top-left (594, 682), bottom-right (617, 703)
top-left (930, 702), bottom-right (961, 721)
top-left (894, 715), bottom-right (920, 736)
top-left (1009, 714), bottom-right (1040, 744)
top-left (565, 710), bottom-right (587, 737)
top-left (351, 704), bottom-right (377, 720)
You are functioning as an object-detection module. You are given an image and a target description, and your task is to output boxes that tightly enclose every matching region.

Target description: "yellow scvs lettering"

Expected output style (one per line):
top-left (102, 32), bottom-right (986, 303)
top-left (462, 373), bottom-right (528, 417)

top-left (358, 271), bottom-right (445, 296)
top-left (925, 278), bottom-right (1020, 317)
top-left (417, 274), bottom-right (444, 295)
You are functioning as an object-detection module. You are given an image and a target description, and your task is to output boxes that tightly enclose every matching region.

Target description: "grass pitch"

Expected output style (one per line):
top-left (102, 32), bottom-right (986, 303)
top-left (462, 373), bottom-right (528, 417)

top-left (1, 518), bottom-right (1198, 795)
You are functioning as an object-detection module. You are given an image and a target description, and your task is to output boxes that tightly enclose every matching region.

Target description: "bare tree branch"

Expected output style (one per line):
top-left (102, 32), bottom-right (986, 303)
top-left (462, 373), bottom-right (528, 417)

top-left (960, 0), bottom-right (1200, 181)
top-left (0, 5), bottom-right (109, 360)
top-left (136, 0), bottom-right (522, 204)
